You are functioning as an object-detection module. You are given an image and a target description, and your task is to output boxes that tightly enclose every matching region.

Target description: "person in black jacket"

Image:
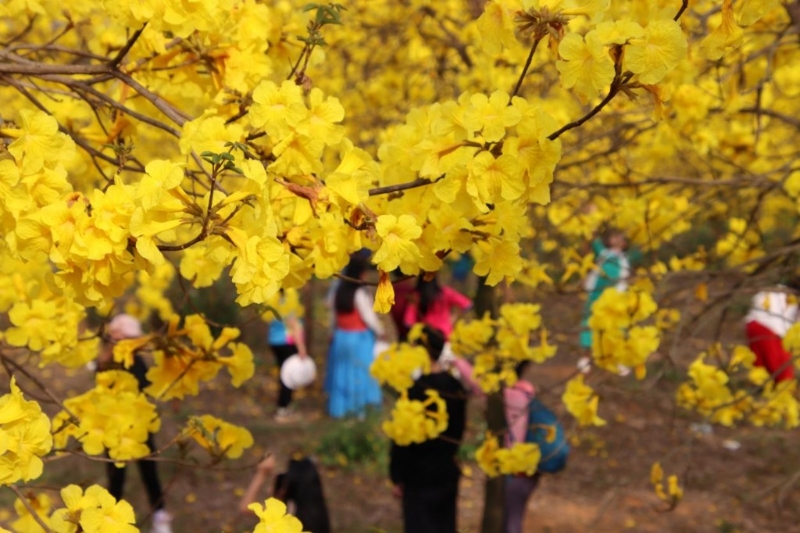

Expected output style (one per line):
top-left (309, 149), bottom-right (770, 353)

top-left (389, 325), bottom-right (467, 533)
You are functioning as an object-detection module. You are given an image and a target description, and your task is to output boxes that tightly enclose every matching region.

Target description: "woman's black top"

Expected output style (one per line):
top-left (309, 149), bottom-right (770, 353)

top-left (389, 371), bottom-right (467, 488)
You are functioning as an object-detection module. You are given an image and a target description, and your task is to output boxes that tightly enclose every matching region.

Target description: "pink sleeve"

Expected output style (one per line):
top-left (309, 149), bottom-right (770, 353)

top-left (453, 358), bottom-right (486, 398)
top-left (443, 286), bottom-right (472, 311)
top-left (403, 299), bottom-right (418, 327)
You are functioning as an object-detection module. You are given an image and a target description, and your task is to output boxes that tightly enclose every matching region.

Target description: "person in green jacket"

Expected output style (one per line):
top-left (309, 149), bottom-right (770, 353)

top-left (578, 230), bottom-right (630, 370)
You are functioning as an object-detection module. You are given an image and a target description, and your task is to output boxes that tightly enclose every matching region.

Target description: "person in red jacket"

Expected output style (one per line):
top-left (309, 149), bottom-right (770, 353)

top-left (744, 280), bottom-right (800, 382)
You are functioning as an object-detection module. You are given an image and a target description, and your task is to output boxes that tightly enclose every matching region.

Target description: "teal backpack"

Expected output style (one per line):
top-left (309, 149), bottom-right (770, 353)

top-left (525, 397), bottom-right (569, 474)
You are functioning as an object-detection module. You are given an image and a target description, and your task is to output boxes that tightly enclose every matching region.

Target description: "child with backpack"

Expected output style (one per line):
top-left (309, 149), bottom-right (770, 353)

top-left (452, 359), bottom-right (568, 533)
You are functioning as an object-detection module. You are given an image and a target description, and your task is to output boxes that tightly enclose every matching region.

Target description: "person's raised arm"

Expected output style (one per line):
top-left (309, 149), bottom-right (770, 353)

top-left (238, 454), bottom-right (276, 514)
top-left (452, 358), bottom-right (485, 398)
top-left (355, 288), bottom-right (386, 339)
top-left (288, 316), bottom-right (308, 358)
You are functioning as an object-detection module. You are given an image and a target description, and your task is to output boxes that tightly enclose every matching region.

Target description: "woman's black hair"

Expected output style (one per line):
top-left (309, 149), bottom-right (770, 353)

top-left (273, 457), bottom-right (330, 533)
top-left (334, 257), bottom-right (369, 313)
top-left (515, 360), bottom-right (531, 379)
top-left (416, 325), bottom-right (446, 361)
top-left (416, 274), bottom-right (442, 317)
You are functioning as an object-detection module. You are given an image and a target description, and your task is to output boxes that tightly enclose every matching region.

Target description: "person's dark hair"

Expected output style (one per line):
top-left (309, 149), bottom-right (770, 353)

top-left (515, 360), bottom-right (531, 379)
top-left (416, 274), bottom-right (442, 317)
top-left (784, 275), bottom-right (800, 293)
top-left (273, 457), bottom-right (330, 533)
top-left (416, 325), bottom-right (446, 361)
top-left (334, 258), bottom-right (368, 313)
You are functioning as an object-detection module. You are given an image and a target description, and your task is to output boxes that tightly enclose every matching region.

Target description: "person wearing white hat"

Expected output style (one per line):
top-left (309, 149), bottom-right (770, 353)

top-left (98, 314), bottom-right (173, 533)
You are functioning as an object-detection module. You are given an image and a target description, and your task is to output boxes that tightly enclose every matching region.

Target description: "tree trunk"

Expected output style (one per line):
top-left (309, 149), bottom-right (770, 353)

top-left (474, 276), bottom-right (506, 533)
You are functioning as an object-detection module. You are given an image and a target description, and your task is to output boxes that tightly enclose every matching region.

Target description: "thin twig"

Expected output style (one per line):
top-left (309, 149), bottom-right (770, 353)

top-left (511, 38), bottom-right (541, 98)
top-left (369, 176), bottom-right (443, 197)
top-left (674, 0), bottom-right (690, 21)
top-left (110, 24), bottom-right (147, 68)
top-left (548, 76), bottom-right (623, 141)
top-left (9, 485), bottom-right (53, 533)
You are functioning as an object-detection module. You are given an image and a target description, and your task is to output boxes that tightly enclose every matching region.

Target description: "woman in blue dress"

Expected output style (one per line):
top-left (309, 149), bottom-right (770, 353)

top-left (325, 258), bottom-right (386, 418)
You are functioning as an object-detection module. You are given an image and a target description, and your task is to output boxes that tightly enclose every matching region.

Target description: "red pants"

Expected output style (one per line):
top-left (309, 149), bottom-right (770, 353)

top-left (745, 321), bottom-right (795, 382)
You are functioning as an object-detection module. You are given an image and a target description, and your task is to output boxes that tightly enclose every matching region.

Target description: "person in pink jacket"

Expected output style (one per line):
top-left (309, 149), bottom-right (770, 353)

top-left (403, 274), bottom-right (472, 339)
top-left (452, 358), bottom-right (539, 533)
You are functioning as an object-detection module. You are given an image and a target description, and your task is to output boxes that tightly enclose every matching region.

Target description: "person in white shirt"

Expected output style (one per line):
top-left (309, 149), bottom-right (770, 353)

top-left (744, 281), bottom-right (800, 382)
top-left (324, 256), bottom-right (386, 418)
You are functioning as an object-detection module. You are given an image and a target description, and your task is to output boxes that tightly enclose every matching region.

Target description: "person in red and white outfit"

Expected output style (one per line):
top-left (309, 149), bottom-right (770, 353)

top-left (744, 281), bottom-right (800, 383)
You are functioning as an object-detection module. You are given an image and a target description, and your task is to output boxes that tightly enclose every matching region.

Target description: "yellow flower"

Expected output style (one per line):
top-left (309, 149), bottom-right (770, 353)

top-left (556, 31), bottom-right (614, 101)
top-left (51, 484), bottom-right (138, 533)
top-left (463, 91), bottom-right (521, 143)
top-left (54, 371), bottom-right (158, 462)
top-left (249, 80), bottom-right (307, 138)
top-left (374, 271), bottom-right (395, 314)
top-left (5, 300), bottom-right (58, 351)
top-left (296, 88), bottom-right (345, 146)
top-left (475, 433), bottom-right (501, 477)
top-left (382, 391), bottom-right (448, 445)
top-left (249, 498), bottom-right (304, 533)
top-left (185, 415), bottom-right (254, 459)
top-left (2, 109), bottom-right (73, 173)
top-left (135, 159), bottom-right (185, 211)
top-left (370, 343), bottom-right (430, 392)
top-left (495, 443), bottom-right (541, 476)
top-left (625, 20), bottom-right (687, 85)
top-left (472, 239), bottom-right (523, 286)
top-left (700, 0), bottom-right (743, 60)
top-left (476, 0), bottom-right (523, 54)
top-left (562, 375), bottom-right (606, 426)
top-left (373, 214), bottom-right (422, 272)
top-left (0, 378), bottom-right (53, 485)
top-left (218, 342), bottom-right (255, 387)
top-left (466, 152), bottom-right (524, 205)
top-left (12, 492), bottom-right (52, 532)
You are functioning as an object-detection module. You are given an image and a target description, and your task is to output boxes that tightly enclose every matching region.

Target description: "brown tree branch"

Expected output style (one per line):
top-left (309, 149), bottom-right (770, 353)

top-left (8, 485), bottom-right (52, 533)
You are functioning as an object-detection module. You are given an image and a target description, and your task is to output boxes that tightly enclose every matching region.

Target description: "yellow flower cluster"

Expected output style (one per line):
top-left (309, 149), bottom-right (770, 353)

top-left (11, 491), bottom-right (53, 532)
top-left (588, 288), bottom-right (660, 378)
top-left (370, 343), bottom-right (431, 393)
top-left (476, 433), bottom-right (542, 477)
top-left (52, 371), bottom-right (159, 463)
top-left (51, 484), bottom-right (138, 533)
top-left (562, 375), bottom-right (606, 427)
top-left (145, 314), bottom-right (255, 399)
top-left (382, 390), bottom-right (448, 446)
top-left (650, 462), bottom-right (684, 508)
top-left (260, 288), bottom-right (305, 322)
top-left (185, 414), bottom-right (254, 460)
top-left (3, 293), bottom-right (99, 369)
top-left (677, 346), bottom-right (799, 429)
top-left (249, 498), bottom-right (304, 533)
top-left (1, 110), bottom-right (150, 305)
top-left (715, 217), bottom-right (764, 272)
top-left (450, 303), bottom-right (557, 394)
top-left (0, 378), bottom-right (53, 485)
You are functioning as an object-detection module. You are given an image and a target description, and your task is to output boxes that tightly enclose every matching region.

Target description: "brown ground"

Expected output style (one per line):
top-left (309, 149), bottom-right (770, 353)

top-left (3, 285), bottom-right (800, 533)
